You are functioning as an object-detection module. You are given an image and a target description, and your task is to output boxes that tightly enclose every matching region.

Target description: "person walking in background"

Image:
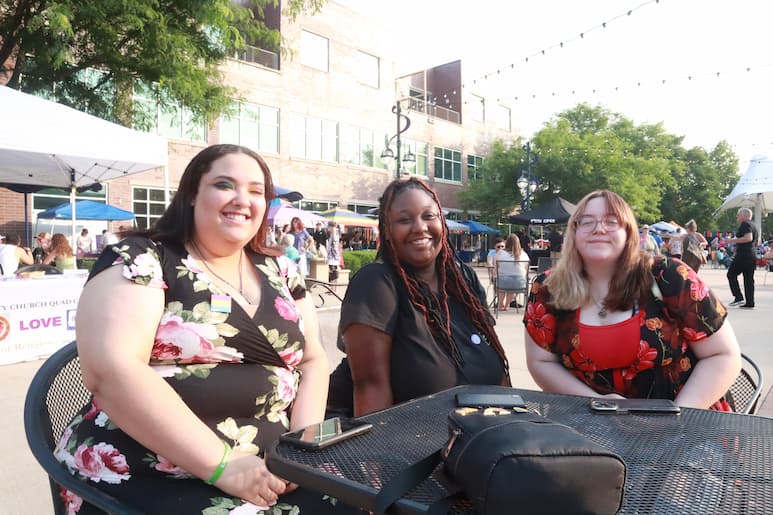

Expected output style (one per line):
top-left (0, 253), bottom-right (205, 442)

top-left (524, 190), bottom-right (741, 411)
top-left (327, 177), bottom-right (508, 417)
top-left (726, 207), bottom-right (757, 308)
top-left (667, 227), bottom-right (685, 260)
top-left (548, 227), bottom-right (564, 259)
top-left (326, 221), bottom-right (341, 282)
top-left (639, 224), bottom-right (660, 256)
top-left (42, 233), bottom-right (75, 270)
top-left (311, 222), bottom-right (327, 251)
top-left (0, 234), bottom-right (34, 276)
top-left (682, 219), bottom-right (708, 272)
top-left (53, 144), bottom-right (361, 514)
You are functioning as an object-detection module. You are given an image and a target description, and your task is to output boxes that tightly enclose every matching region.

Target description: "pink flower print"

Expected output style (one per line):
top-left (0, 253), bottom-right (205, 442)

top-left (181, 256), bottom-right (205, 274)
top-left (54, 426), bottom-right (74, 467)
top-left (689, 276), bottom-right (709, 301)
top-left (153, 313), bottom-right (244, 363)
top-left (122, 252), bottom-right (167, 288)
top-left (275, 367), bottom-right (298, 403)
top-left (279, 347), bottom-right (304, 367)
top-left (154, 454), bottom-right (190, 477)
top-left (274, 296), bottom-right (299, 322)
top-left (277, 255), bottom-right (298, 278)
top-left (73, 443), bottom-right (130, 484)
top-left (59, 487), bottom-right (83, 515)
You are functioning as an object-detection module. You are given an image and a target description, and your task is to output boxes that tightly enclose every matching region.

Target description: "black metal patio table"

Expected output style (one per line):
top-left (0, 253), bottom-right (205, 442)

top-left (267, 385), bottom-right (773, 514)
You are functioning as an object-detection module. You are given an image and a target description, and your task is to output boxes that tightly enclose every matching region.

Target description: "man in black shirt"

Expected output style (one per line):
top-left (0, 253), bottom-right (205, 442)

top-left (726, 208), bottom-right (758, 308)
top-left (548, 228), bottom-right (563, 259)
top-left (311, 222), bottom-right (327, 251)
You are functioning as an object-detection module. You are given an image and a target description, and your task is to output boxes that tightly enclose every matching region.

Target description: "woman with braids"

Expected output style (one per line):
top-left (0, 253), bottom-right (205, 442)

top-left (328, 178), bottom-right (509, 417)
top-left (524, 190), bottom-right (741, 410)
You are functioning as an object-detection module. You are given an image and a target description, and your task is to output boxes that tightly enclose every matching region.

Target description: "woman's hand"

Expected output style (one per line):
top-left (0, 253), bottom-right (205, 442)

top-left (213, 450), bottom-right (288, 508)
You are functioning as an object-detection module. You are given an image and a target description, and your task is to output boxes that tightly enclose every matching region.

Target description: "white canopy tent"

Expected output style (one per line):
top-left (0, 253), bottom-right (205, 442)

top-left (0, 86), bottom-right (168, 265)
top-left (716, 155), bottom-right (773, 244)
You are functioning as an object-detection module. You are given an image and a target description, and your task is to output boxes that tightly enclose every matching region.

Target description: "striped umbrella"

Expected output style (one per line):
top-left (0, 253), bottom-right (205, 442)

top-left (317, 207), bottom-right (378, 228)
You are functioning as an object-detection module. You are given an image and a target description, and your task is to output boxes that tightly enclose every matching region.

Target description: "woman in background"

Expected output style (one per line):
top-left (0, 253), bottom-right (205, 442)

top-left (43, 233), bottom-right (75, 270)
top-left (494, 234), bottom-right (530, 311)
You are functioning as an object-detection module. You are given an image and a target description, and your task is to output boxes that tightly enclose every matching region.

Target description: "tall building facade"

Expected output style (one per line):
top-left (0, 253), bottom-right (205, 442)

top-left (0, 1), bottom-right (517, 239)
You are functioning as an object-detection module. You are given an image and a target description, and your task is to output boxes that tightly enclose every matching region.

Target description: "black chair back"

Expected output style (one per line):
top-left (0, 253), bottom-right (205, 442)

top-left (23, 342), bottom-right (141, 514)
top-left (729, 353), bottom-right (765, 415)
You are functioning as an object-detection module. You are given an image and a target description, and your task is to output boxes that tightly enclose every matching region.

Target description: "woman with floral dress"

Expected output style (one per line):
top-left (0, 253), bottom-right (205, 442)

top-left (523, 190), bottom-right (741, 410)
top-left (54, 145), bottom-right (362, 514)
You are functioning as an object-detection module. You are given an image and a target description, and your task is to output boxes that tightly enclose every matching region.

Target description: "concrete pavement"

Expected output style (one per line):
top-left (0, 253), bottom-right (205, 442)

top-left (3, 265), bottom-right (771, 513)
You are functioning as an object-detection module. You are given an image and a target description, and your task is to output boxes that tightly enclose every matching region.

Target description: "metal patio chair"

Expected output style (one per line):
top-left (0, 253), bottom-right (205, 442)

top-left (494, 260), bottom-right (529, 317)
top-left (728, 353), bottom-right (765, 415)
top-left (23, 341), bottom-right (141, 514)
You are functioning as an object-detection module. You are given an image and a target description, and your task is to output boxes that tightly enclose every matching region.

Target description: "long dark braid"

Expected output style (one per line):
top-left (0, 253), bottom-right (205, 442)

top-left (377, 178), bottom-right (509, 375)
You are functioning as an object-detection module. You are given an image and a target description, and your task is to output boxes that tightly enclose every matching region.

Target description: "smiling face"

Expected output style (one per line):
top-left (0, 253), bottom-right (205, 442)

top-left (192, 152), bottom-right (266, 250)
top-left (387, 187), bottom-right (444, 274)
top-left (573, 196), bottom-right (627, 266)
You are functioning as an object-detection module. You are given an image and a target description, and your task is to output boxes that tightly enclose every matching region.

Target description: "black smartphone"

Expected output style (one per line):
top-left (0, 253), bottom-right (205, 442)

top-left (456, 392), bottom-right (527, 409)
top-left (589, 398), bottom-right (681, 414)
top-left (279, 417), bottom-right (373, 450)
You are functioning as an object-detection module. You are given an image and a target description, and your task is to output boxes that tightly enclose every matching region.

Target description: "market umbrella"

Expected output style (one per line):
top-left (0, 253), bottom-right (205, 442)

top-left (317, 207), bottom-right (378, 228)
top-left (508, 197), bottom-right (577, 225)
top-left (37, 200), bottom-right (135, 221)
top-left (268, 204), bottom-right (326, 227)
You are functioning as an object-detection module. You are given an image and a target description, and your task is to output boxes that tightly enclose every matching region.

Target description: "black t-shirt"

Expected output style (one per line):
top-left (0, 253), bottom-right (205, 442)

top-left (333, 262), bottom-right (505, 406)
top-left (548, 232), bottom-right (563, 252)
top-left (735, 220), bottom-right (757, 258)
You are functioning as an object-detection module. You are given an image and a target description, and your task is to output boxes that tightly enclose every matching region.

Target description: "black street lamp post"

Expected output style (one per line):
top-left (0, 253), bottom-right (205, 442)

top-left (516, 141), bottom-right (539, 210)
top-left (381, 101), bottom-right (416, 179)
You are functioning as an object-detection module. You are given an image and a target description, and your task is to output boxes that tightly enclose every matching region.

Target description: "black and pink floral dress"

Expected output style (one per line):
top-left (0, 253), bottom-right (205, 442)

top-left (54, 237), bottom-right (359, 514)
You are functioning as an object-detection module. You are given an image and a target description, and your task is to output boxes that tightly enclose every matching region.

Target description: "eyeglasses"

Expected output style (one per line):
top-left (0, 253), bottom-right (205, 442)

top-left (575, 215), bottom-right (621, 233)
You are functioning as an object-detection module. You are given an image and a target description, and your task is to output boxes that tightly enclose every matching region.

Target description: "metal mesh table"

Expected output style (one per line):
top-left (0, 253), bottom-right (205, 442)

top-left (267, 386), bottom-right (773, 514)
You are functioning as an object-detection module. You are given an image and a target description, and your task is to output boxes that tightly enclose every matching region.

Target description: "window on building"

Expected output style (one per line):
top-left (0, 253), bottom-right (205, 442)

top-left (297, 199), bottom-right (338, 212)
top-left (290, 113), bottom-right (338, 162)
top-left (300, 30), bottom-right (329, 72)
top-left (403, 139), bottom-right (429, 176)
top-left (347, 203), bottom-right (377, 216)
top-left (341, 125), bottom-right (377, 167)
top-left (496, 104), bottom-right (511, 132)
top-left (220, 101), bottom-right (279, 154)
top-left (32, 186), bottom-right (108, 212)
top-left (133, 186), bottom-right (175, 230)
top-left (434, 146), bottom-right (462, 182)
top-left (469, 94), bottom-right (485, 123)
top-left (467, 154), bottom-right (484, 182)
top-left (355, 50), bottom-right (379, 88)
top-left (133, 82), bottom-right (206, 142)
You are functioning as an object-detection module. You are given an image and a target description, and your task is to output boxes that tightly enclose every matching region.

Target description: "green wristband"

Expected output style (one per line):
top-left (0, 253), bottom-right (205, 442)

top-left (206, 441), bottom-right (232, 485)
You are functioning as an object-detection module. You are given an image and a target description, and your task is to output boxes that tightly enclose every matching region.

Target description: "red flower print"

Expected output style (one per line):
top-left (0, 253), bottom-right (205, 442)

top-left (681, 327), bottom-right (707, 342)
top-left (83, 398), bottom-right (100, 420)
top-left (525, 302), bottom-right (556, 347)
top-left (279, 347), bottom-right (303, 367)
top-left (154, 454), bottom-right (190, 477)
top-left (621, 341), bottom-right (658, 380)
top-left (73, 443), bottom-right (130, 484)
top-left (59, 487), bottom-right (83, 514)
top-left (569, 346), bottom-right (596, 372)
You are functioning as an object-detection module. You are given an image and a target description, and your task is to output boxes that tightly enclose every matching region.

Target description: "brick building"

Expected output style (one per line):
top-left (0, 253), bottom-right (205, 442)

top-left (0, 1), bottom-right (517, 242)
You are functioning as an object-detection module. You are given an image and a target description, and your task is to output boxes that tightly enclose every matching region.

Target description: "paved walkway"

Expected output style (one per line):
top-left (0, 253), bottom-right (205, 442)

top-left (3, 265), bottom-right (771, 513)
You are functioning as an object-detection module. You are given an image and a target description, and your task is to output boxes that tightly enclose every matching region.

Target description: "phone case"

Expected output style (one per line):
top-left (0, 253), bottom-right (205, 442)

top-left (590, 398), bottom-right (681, 414)
top-left (279, 419), bottom-right (373, 450)
top-left (456, 393), bottom-right (527, 408)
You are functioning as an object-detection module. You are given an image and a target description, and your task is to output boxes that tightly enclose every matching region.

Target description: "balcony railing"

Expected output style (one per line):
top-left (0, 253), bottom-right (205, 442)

top-left (407, 96), bottom-right (460, 124)
top-left (233, 44), bottom-right (279, 70)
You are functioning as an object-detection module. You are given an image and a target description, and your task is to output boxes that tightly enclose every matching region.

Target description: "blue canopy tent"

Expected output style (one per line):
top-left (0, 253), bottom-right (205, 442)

top-left (37, 200), bottom-right (135, 221)
top-left (460, 220), bottom-right (499, 234)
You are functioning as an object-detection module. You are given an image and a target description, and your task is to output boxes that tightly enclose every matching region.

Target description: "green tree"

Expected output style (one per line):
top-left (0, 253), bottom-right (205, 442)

top-left (0, 0), bottom-right (325, 125)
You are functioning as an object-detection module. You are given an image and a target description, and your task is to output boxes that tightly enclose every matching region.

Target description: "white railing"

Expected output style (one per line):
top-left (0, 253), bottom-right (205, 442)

top-left (233, 45), bottom-right (279, 70)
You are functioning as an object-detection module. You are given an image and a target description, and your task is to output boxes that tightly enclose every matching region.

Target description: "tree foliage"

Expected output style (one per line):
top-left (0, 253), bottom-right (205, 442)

top-left (0, 0), bottom-right (325, 125)
top-left (461, 103), bottom-right (742, 232)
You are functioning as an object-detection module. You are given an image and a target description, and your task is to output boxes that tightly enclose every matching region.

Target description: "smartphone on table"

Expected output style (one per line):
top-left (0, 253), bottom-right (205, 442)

top-left (279, 417), bottom-right (373, 450)
top-left (589, 398), bottom-right (681, 414)
top-left (456, 392), bottom-right (527, 409)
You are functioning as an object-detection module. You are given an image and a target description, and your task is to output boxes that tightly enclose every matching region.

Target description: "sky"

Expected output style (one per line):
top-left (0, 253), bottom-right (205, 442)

top-left (337, 0), bottom-right (773, 173)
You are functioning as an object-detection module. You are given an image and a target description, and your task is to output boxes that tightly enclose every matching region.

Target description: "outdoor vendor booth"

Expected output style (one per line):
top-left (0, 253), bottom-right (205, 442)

top-left (0, 272), bottom-right (87, 365)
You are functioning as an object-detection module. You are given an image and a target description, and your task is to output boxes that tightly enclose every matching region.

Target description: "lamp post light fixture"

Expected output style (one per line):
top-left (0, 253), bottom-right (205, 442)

top-left (517, 141), bottom-right (539, 211)
top-left (381, 100), bottom-right (416, 179)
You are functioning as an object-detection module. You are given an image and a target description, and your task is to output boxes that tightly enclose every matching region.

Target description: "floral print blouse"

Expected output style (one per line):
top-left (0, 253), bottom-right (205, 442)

top-left (523, 257), bottom-right (732, 410)
top-left (53, 237), bottom-right (354, 514)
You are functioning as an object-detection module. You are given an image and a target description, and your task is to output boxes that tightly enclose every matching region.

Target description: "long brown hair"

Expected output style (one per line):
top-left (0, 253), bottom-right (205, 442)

top-left (545, 190), bottom-right (652, 311)
top-left (377, 178), bottom-right (509, 374)
top-left (49, 233), bottom-right (74, 258)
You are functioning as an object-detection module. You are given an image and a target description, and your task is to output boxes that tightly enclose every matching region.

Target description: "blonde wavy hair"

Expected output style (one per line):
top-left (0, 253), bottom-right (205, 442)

top-left (544, 190), bottom-right (653, 311)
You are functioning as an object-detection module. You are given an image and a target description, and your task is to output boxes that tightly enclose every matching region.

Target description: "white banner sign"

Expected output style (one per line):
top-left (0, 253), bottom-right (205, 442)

top-left (0, 275), bottom-right (87, 365)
